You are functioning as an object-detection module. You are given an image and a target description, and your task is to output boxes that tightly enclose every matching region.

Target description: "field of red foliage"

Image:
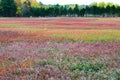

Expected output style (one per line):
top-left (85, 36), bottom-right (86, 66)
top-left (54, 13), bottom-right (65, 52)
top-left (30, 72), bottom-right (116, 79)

top-left (0, 18), bottom-right (120, 80)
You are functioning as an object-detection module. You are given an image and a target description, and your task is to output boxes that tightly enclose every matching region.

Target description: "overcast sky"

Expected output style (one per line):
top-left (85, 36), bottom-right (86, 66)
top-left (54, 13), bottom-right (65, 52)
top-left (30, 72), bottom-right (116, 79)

top-left (37, 0), bottom-right (120, 5)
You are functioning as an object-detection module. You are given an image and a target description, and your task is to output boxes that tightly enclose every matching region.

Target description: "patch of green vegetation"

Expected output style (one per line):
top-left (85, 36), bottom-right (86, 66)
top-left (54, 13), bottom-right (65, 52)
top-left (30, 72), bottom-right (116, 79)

top-left (51, 34), bottom-right (71, 39)
top-left (0, 24), bottom-right (27, 27)
top-left (82, 34), bottom-right (120, 42)
top-left (70, 61), bottom-right (103, 72)
top-left (42, 24), bottom-right (55, 27)
top-left (50, 30), bottom-right (120, 42)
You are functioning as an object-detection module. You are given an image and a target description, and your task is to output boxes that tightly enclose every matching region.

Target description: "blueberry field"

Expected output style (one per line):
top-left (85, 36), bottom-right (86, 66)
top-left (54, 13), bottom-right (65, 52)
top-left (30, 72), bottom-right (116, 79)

top-left (0, 18), bottom-right (120, 80)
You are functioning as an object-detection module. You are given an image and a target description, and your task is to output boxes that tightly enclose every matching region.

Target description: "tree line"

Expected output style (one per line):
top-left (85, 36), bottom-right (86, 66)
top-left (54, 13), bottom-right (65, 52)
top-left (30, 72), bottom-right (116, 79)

top-left (0, 0), bottom-right (120, 17)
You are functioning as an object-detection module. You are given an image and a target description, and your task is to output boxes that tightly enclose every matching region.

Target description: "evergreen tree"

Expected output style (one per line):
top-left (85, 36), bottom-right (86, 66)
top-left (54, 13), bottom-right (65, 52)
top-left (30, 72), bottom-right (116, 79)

top-left (0, 2), bottom-right (2, 16)
top-left (0, 0), bottom-right (17, 17)
top-left (74, 4), bottom-right (79, 16)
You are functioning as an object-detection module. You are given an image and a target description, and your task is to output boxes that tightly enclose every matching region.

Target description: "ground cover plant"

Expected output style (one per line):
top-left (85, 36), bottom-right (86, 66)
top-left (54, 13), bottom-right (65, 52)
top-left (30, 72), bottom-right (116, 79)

top-left (0, 17), bottom-right (120, 80)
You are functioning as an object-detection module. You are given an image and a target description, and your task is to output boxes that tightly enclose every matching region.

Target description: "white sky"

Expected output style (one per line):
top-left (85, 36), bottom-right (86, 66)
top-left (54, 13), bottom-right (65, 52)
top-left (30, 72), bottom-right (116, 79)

top-left (37, 0), bottom-right (120, 5)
